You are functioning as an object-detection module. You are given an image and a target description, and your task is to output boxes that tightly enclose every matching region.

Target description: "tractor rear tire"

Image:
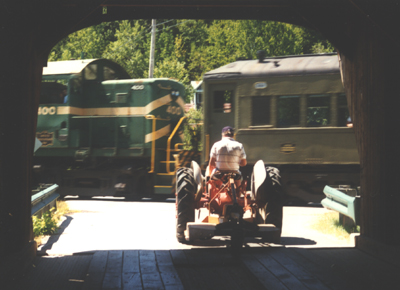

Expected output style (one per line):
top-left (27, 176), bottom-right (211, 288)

top-left (256, 166), bottom-right (283, 235)
top-left (176, 167), bottom-right (196, 243)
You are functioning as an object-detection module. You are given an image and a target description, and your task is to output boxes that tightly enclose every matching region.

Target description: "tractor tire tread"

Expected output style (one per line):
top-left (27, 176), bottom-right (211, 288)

top-left (176, 167), bottom-right (195, 243)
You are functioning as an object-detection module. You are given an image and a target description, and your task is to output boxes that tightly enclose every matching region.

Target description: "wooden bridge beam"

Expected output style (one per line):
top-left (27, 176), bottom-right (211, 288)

top-left (0, 27), bottom-right (43, 278)
top-left (0, 0), bottom-right (399, 274)
top-left (338, 11), bottom-right (400, 259)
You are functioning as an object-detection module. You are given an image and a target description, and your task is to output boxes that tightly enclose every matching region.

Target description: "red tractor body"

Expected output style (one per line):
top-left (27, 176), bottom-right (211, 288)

top-left (176, 160), bottom-right (283, 249)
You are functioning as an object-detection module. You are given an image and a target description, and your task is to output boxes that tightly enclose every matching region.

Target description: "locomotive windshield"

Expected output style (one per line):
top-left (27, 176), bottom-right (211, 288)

top-left (39, 59), bottom-right (131, 105)
top-left (40, 75), bottom-right (81, 104)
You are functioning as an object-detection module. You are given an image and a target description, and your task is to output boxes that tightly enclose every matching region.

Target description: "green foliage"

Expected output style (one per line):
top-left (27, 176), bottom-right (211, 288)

top-left (199, 20), bottom-right (322, 71)
top-left (335, 218), bottom-right (360, 235)
top-left (311, 42), bottom-right (335, 54)
top-left (32, 208), bottom-right (58, 236)
top-left (312, 212), bottom-right (360, 240)
top-left (48, 19), bottom-right (334, 91)
top-left (154, 58), bottom-right (193, 101)
top-left (103, 20), bottom-right (151, 78)
top-left (183, 108), bottom-right (203, 151)
top-left (48, 22), bottom-right (120, 61)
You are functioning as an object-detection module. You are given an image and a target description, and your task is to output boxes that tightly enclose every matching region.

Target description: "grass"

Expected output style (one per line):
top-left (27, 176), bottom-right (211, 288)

top-left (33, 200), bottom-right (73, 247)
top-left (311, 211), bottom-right (360, 240)
top-left (53, 200), bottom-right (72, 222)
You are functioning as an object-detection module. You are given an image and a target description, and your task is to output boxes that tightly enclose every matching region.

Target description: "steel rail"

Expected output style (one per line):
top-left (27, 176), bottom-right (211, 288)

top-left (31, 184), bottom-right (60, 216)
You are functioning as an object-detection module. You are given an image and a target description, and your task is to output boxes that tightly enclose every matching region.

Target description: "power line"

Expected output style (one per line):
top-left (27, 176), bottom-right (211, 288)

top-left (155, 19), bottom-right (193, 33)
top-left (156, 19), bottom-right (175, 27)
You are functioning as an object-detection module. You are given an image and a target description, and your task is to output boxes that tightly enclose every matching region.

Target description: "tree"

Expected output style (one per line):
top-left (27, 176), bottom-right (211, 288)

top-left (103, 20), bottom-right (151, 78)
top-left (154, 58), bottom-right (193, 102)
top-left (201, 20), bottom-right (322, 68)
top-left (47, 19), bottom-right (334, 90)
top-left (311, 42), bottom-right (335, 54)
top-left (48, 22), bottom-right (119, 61)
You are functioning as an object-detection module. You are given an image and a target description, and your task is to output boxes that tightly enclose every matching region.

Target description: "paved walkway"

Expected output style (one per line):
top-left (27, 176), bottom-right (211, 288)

top-left (38, 199), bottom-right (355, 255)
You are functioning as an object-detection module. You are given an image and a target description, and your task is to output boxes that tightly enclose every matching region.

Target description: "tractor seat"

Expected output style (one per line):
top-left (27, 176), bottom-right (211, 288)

top-left (211, 169), bottom-right (242, 181)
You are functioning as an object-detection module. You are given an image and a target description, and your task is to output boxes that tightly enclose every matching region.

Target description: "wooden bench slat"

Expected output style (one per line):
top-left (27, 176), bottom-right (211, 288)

top-left (242, 254), bottom-right (289, 290)
top-left (102, 272), bottom-right (122, 290)
top-left (106, 251), bottom-right (123, 273)
top-left (123, 251), bottom-right (139, 273)
top-left (141, 272), bottom-right (164, 289)
top-left (170, 250), bottom-right (188, 266)
top-left (122, 272), bottom-right (142, 290)
top-left (289, 248), bottom-right (350, 290)
top-left (159, 270), bottom-right (183, 287)
top-left (139, 250), bottom-right (158, 274)
top-left (88, 251), bottom-right (108, 273)
top-left (269, 249), bottom-right (330, 290)
top-left (256, 251), bottom-right (309, 290)
top-left (84, 272), bottom-right (105, 290)
top-left (155, 250), bottom-right (173, 266)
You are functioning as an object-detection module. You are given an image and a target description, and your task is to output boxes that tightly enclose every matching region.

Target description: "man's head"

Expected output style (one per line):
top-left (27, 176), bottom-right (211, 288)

top-left (221, 126), bottom-right (234, 137)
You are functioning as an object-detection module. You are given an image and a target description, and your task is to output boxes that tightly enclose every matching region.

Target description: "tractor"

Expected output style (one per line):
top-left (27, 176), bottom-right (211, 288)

top-left (175, 160), bottom-right (283, 250)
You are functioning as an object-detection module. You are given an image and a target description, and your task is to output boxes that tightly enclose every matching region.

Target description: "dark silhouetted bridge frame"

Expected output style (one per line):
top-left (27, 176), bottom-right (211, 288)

top-left (1, 0), bottom-right (399, 280)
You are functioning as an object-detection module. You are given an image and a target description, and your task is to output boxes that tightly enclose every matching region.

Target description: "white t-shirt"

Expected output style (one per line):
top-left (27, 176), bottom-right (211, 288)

top-left (210, 137), bottom-right (246, 171)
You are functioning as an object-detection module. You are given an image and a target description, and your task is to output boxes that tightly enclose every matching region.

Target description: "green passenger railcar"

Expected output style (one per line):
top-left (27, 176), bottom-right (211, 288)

top-left (201, 53), bottom-right (359, 203)
top-left (34, 59), bottom-right (186, 198)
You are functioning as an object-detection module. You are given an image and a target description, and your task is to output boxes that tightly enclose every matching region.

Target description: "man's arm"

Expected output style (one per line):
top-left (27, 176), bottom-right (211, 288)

top-left (239, 158), bottom-right (247, 167)
top-left (239, 145), bottom-right (247, 167)
top-left (208, 156), bottom-right (216, 176)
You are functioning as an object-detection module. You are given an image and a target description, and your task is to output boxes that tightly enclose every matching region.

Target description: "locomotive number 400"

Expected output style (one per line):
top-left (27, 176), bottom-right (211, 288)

top-left (38, 106), bottom-right (56, 115)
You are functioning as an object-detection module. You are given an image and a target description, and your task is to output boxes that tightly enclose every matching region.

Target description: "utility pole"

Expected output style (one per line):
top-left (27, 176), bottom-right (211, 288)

top-left (148, 19), bottom-right (156, 78)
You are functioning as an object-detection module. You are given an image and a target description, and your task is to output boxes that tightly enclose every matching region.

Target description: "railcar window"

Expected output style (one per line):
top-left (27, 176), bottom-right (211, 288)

top-left (103, 66), bottom-right (116, 80)
top-left (252, 96), bottom-right (271, 125)
top-left (195, 92), bottom-right (202, 109)
top-left (84, 64), bottom-right (97, 80)
top-left (337, 94), bottom-right (350, 127)
top-left (213, 90), bottom-right (233, 113)
top-left (307, 94), bottom-right (330, 126)
top-left (278, 95), bottom-right (300, 127)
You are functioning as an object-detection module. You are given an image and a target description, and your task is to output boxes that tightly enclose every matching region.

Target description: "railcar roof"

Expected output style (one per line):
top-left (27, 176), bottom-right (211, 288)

top-left (42, 58), bottom-right (130, 78)
top-left (102, 78), bottom-right (183, 84)
top-left (203, 53), bottom-right (339, 80)
top-left (43, 59), bottom-right (97, 75)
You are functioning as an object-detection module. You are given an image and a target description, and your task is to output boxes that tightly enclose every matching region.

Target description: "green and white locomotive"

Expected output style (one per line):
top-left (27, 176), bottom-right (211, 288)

top-left (34, 59), bottom-right (186, 198)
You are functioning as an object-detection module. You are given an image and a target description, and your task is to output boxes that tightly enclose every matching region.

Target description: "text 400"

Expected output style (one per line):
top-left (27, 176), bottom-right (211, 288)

top-left (38, 107), bottom-right (56, 115)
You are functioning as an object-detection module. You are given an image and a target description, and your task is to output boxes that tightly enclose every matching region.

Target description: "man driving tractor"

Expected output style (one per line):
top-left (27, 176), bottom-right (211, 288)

top-left (208, 126), bottom-right (247, 185)
top-left (175, 126), bottom-right (282, 249)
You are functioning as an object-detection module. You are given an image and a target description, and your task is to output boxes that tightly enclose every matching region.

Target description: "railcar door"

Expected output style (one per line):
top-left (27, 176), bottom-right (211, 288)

top-left (206, 83), bottom-right (236, 148)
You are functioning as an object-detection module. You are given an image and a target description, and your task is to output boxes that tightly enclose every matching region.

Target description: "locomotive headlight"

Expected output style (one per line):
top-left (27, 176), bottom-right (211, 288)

top-left (170, 90), bottom-right (180, 101)
top-left (171, 91), bottom-right (180, 97)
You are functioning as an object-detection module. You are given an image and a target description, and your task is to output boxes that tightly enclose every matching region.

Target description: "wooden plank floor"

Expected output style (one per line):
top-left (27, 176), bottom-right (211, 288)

top-left (11, 247), bottom-right (400, 290)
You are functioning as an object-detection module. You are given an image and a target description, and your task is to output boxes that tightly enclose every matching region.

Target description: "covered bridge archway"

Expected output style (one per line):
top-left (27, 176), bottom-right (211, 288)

top-left (1, 0), bottom-right (399, 273)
